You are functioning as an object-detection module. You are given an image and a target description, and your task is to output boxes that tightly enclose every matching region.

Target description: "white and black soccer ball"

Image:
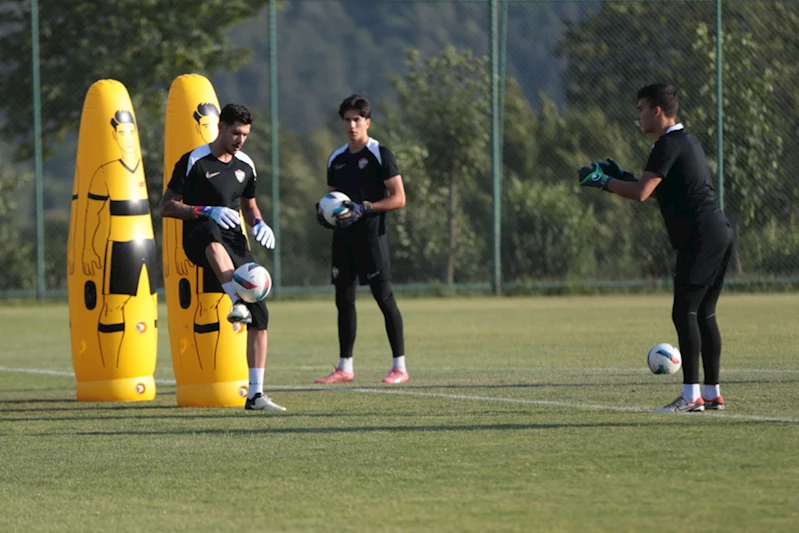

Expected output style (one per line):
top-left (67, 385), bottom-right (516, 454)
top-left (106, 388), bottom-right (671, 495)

top-left (318, 191), bottom-right (351, 226)
top-left (647, 343), bottom-right (682, 375)
top-left (232, 262), bottom-right (271, 303)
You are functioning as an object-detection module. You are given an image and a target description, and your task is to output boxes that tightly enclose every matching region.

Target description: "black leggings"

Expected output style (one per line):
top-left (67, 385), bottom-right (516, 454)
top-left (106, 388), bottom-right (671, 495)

top-left (672, 282), bottom-right (724, 385)
top-left (335, 281), bottom-right (405, 359)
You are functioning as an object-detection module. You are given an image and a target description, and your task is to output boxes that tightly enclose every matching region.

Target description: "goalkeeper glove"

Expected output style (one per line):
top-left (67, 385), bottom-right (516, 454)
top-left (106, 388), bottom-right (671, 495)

top-left (336, 200), bottom-right (373, 229)
top-left (194, 206), bottom-right (241, 229)
top-left (598, 158), bottom-right (636, 182)
top-left (578, 162), bottom-right (612, 191)
top-left (252, 218), bottom-right (275, 249)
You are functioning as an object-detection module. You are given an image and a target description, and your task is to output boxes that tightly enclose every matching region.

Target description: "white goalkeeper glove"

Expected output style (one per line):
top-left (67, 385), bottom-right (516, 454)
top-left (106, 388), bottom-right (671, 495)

top-left (194, 206), bottom-right (241, 229)
top-left (252, 218), bottom-right (275, 249)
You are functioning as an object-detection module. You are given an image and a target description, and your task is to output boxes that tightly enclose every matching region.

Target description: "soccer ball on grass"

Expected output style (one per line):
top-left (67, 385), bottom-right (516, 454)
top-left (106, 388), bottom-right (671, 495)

top-left (318, 191), bottom-right (351, 226)
top-left (647, 343), bottom-right (682, 375)
top-left (232, 262), bottom-right (271, 303)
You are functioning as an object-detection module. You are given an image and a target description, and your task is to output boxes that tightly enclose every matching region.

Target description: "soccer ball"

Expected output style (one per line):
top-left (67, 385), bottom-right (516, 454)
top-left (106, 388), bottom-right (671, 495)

top-left (318, 191), bottom-right (351, 226)
top-left (232, 262), bottom-right (271, 303)
top-left (647, 343), bottom-right (682, 375)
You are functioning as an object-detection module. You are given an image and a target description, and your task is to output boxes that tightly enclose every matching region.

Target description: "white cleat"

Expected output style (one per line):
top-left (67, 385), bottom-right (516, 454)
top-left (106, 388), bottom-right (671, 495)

top-left (652, 396), bottom-right (705, 413)
top-left (245, 393), bottom-right (286, 411)
top-left (227, 301), bottom-right (252, 324)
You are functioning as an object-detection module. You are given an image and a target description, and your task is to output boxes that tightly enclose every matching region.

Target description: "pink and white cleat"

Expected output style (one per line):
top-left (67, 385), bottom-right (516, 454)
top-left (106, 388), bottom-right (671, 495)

top-left (314, 367), bottom-right (354, 384)
top-left (381, 368), bottom-right (409, 384)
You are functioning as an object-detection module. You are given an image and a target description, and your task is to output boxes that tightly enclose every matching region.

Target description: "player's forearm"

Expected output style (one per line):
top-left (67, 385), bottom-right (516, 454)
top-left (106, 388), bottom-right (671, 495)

top-left (607, 179), bottom-right (650, 202)
top-left (159, 199), bottom-right (196, 220)
top-left (369, 193), bottom-right (405, 213)
top-left (241, 205), bottom-right (263, 227)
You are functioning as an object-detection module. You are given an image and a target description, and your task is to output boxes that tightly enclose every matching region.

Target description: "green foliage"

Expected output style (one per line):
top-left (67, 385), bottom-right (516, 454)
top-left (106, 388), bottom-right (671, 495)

top-left (0, 165), bottom-right (34, 290)
top-left (691, 23), bottom-right (783, 227)
top-left (391, 47), bottom-right (491, 284)
top-left (5, 1), bottom-right (798, 293)
top-left (0, 0), bottom-right (267, 162)
top-left (502, 177), bottom-right (595, 280)
top-left (558, 1), bottom-right (799, 279)
top-left (739, 215), bottom-right (799, 276)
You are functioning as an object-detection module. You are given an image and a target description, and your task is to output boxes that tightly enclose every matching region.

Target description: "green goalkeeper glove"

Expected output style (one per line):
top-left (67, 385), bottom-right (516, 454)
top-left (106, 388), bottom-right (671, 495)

top-left (578, 162), bottom-right (612, 191)
top-left (598, 158), bottom-right (637, 182)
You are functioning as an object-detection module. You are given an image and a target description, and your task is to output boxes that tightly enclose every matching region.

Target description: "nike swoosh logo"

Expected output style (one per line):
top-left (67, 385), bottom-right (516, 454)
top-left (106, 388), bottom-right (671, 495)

top-left (366, 271), bottom-right (380, 280)
top-left (205, 171), bottom-right (220, 179)
top-left (334, 164), bottom-right (346, 170)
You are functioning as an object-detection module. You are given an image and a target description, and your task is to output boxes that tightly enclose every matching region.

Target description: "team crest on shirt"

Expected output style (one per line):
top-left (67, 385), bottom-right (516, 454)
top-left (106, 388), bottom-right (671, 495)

top-left (331, 267), bottom-right (339, 279)
top-left (235, 169), bottom-right (246, 182)
top-left (358, 158), bottom-right (368, 169)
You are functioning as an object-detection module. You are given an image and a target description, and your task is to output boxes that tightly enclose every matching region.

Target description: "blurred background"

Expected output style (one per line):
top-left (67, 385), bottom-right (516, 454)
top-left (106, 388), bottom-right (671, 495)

top-left (2, 0), bottom-right (797, 298)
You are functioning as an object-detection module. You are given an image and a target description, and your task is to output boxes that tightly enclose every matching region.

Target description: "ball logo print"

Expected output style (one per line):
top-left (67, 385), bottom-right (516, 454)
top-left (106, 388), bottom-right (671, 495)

top-left (318, 191), bottom-right (351, 226)
top-left (232, 263), bottom-right (271, 302)
top-left (647, 343), bottom-right (682, 375)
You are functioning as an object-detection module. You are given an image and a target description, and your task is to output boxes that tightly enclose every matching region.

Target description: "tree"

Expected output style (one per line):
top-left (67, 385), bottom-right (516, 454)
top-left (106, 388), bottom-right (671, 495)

top-left (557, 1), bottom-right (796, 277)
top-left (0, 0), bottom-right (272, 291)
top-left (1, 0), bottom-right (270, 163)
top-left (0, 165), bottom-right (34, 291)
top-left (391, 47), bottom-right (491, 285)
top-left (691, 23), bottom-right (783, 235)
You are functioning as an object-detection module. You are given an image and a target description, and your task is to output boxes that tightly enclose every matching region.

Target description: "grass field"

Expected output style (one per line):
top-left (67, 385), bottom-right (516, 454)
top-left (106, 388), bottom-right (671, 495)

top-left (1, 294), bottom-right (798, 532)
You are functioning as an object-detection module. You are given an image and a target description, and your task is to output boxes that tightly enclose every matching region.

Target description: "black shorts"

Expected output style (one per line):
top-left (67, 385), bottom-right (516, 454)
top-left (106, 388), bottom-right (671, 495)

top-left (106, 239), bottom-right (157, 295)
top-left (331, 229), bottom-right (391, 286)
top-left (674, 219), bottom-right (733, 287)
top-left (183, 220), bottom-right (268, 330)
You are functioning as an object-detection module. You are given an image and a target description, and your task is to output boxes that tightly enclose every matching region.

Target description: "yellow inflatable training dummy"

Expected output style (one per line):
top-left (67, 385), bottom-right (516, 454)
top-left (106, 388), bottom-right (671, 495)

top-left (67, 79), bottom-right (157, 401)
top-left (162, 74), bottom-right (248, 407)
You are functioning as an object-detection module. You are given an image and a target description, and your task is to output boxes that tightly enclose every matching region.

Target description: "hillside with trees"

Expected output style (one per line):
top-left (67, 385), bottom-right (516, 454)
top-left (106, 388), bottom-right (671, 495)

top-left (1, 0), bottom-right (797, 293)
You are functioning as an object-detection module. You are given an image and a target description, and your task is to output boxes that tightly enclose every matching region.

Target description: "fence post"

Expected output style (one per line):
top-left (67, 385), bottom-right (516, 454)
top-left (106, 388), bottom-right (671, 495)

top-left (715, 0), bottom-right (724, 212)
top-left (31, 0), bottom-right (45, 301)
top-left (490, 0), bottom-right (502, 295)
top-left (269, 0), bottom-right (281, 296)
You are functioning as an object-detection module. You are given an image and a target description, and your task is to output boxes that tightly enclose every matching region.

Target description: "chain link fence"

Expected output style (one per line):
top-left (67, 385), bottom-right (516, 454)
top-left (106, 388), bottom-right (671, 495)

top-left (2, 0), bottom-right (797, 297)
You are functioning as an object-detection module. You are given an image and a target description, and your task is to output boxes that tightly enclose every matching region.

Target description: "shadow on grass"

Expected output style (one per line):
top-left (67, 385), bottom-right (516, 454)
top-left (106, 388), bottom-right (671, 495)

top-left (24, 419), bottom-right (694, 437)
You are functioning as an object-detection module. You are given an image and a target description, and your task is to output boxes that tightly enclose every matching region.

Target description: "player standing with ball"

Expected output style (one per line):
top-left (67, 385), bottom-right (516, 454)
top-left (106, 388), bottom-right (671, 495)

top-left (314, 94), bottom-right (409, 385)
top-left (578, 83), bottom-right (733, 413)
top-left (160, 103), bottom-right (285, 411)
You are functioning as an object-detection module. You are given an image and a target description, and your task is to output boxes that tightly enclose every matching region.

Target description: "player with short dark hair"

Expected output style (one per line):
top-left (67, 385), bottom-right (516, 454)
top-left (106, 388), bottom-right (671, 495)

top-left (314, 94), bottom-right (409, 384)
top-left (160, 103), bottom-right (285, 411)
top-left (579, 83), bottom-right (733, 413)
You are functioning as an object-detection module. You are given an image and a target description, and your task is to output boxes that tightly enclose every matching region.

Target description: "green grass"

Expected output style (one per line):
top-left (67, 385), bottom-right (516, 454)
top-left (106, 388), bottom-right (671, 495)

top-left (1, 294), bottom-right (798, 532)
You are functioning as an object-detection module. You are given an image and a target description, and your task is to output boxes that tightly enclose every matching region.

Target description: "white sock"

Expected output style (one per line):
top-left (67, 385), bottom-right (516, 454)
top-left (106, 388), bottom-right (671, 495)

top-left (682, 383), bottom-right (700, 402)
top-left (222, 281), bottom-right (239, 302)
top-left (393, 355), bottom-right (406, 371)
top-left (248, 368), bottom-right (264, 399)
top-left (338, 357), bottom-right (353, 373)
top-left (703, 384), bottom-right (721, 400)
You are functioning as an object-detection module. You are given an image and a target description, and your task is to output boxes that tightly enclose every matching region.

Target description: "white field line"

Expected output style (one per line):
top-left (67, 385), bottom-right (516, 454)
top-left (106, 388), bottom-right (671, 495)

top-left (285, 365), bottom-right (799, 374)
top-left (1, 366), bottom-right (798, 424)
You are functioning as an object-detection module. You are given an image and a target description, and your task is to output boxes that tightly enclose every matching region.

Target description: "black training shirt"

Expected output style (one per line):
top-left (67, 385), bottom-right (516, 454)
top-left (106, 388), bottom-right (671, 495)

top-left (644, 125), bottom-right (724, 250)
top-left (167, 144), bottom-right (257, 237)
top-left (327, 138), bottom-right (400, 236)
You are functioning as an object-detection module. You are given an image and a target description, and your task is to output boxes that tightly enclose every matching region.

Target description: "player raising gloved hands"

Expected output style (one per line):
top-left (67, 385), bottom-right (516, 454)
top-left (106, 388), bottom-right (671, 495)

top-left (336, 200), bottom-right (373, 229)
top-left (194, 205), bottom-right (241, 229)
top-left (251, 217), bottom-right (275, 249)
